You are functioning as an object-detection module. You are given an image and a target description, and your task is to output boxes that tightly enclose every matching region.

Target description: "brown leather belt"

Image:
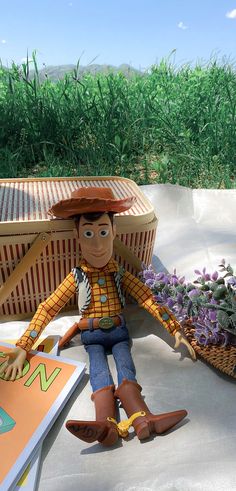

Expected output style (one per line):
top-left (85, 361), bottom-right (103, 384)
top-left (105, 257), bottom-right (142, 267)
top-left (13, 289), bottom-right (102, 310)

top-left (78, 315), bottom-right (122, 330)
top-left (58, 315), bottom-right (123, 349)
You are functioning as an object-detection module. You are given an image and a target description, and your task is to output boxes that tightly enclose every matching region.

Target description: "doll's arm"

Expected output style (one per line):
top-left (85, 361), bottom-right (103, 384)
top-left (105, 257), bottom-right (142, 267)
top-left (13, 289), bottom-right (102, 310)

top-left (0, 271), bottom-right (76, 381)
top-left (174, 331), bottom-right (196, 359)
top-left (16, 272), bottom-right (76, 352)
top-left (122, 271), bottom-right (181, 335)
top-left (122, 271), bottom-right (196, 359)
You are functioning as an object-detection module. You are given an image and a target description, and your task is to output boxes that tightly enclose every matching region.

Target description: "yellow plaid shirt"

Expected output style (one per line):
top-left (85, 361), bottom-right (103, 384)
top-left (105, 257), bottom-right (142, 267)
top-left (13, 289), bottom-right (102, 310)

top-left (16, 258), bottom-right (181, 352)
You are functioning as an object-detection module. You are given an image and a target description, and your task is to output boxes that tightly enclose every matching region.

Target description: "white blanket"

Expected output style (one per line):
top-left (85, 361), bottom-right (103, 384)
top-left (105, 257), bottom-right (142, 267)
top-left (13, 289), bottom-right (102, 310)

top-left (1, 183), bottom-right (236, 491)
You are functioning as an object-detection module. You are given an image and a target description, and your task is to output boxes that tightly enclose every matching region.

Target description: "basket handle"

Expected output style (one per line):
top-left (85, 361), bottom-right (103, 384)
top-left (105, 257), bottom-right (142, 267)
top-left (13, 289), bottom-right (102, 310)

top-left (0, 232), bottom-right (51, 307)
top-left (113, 237), bottom-right (142, 272)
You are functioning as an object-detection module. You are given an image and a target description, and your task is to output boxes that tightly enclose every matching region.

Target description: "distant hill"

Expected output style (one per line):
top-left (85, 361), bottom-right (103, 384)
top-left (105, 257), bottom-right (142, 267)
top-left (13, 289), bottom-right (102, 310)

top-left (29, 63), bottom-right (143, 81)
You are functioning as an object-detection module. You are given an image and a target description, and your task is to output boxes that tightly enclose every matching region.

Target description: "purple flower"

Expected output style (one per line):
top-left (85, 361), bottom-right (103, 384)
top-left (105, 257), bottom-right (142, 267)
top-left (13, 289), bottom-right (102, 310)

top-left (209, 298), bottom-right (218, 305)
top-left (161, 291), bottom-right (169, 302)
top-left (145, 278), bottom-right (156, 288)
top-left (176, 293), bottom-right (184, 305)
top-left (176, 306), bottom-right (184, 318)
top-left (194, 323), bottom-right (217, 346)
top-left (208, 310), bottom-right (217, 322)
top-left (156, 272), bottom-right (165, 281)
top-left (188, 289), bottom-right (201, 298)
top-left (142, 260), bottom-right (234, 348)
top-left (171, 276), bottom-right (179, 286)
top-left (194, 327), bottom-right (209, 346)
top-left (194, 267), bottom-right (211, 282)
top-left (211, 271), bottom-right (218, 281)
top-left (167, 297), bottom-right (175, 309)
top-left (143, 270), bottom-right (155, 280)
top-left (161, 274), bottom-right (169, 285)
top-left (228, 277), bottom-right (236, 287)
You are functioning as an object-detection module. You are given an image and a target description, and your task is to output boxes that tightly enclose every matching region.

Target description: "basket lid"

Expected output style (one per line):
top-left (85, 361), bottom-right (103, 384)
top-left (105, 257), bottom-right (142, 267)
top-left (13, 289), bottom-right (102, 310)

top-left (0, 176), bottom-right (156, 234)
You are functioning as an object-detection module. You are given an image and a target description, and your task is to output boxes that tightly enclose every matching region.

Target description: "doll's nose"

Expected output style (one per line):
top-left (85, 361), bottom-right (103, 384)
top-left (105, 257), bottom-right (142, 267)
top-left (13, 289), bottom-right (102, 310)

top-left (92, 234), bottom-right (104, 250)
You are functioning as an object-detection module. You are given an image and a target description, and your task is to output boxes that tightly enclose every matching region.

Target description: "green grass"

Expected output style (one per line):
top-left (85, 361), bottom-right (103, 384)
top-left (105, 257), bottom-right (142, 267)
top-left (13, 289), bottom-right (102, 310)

top-left (0, 53), bottom-right (236, 188)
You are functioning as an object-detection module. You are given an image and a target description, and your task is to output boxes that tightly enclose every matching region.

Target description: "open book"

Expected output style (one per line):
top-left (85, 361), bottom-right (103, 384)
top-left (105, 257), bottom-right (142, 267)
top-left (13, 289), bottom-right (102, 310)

top-left (0, 341), bottom-right (86, 491)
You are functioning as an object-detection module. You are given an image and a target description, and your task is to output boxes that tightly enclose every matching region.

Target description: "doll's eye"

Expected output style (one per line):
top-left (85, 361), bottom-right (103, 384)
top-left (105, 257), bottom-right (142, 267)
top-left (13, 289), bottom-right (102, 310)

top-left (83, 230), bottom-right (94, 239)
top-left (99, 229), bottom-right (109, 238)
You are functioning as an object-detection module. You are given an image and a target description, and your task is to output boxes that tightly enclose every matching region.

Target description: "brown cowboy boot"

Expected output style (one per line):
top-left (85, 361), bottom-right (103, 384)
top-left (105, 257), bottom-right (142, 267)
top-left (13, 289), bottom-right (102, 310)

top-left (66, 384), bottom-right (119, 446)
top-left (115, 379), bottom-right (187, 440)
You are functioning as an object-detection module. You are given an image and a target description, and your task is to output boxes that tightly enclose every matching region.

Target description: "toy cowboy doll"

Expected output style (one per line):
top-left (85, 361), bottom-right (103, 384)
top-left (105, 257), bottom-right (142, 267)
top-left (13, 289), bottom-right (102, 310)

top-left (0, 187), bottom-right (195, 446)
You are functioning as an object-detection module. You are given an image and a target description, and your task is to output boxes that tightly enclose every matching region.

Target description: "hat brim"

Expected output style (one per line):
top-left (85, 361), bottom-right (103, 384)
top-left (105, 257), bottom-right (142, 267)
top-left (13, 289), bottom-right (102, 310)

top-left (48, 196), bottom-right (136, 219)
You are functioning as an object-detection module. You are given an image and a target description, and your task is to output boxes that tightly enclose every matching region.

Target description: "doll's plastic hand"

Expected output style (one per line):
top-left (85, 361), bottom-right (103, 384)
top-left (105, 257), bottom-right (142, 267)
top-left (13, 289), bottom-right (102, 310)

top-left (0, 347), bottom-right (27, 381)
top-left (174, 331), bottom-right (196, 360)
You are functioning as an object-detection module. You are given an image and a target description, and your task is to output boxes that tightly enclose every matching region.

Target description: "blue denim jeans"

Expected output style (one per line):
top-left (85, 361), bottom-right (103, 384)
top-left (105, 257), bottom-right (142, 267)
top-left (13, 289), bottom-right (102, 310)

top-left (81, 316), bottom-right (137, 392)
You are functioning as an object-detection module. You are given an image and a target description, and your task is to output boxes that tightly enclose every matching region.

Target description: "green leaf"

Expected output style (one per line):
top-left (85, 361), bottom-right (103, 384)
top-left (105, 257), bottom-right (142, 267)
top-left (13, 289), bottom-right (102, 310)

top-left (220, 324), bottom-right (236, 335)
top-left (231, 296), bottom-right (236, 310)
top-left (229, 313), bottom-right (236, 326)
top-left (176, 285), bottom-right (185, 293)
top-left (217, 310), bottom-right (230, 329)
top-left (227, 265), bottom-right (234, 275)
top-left (122, 138), bottom-right (128, 153)
top-left (114, 134), bottom-right (121, 149)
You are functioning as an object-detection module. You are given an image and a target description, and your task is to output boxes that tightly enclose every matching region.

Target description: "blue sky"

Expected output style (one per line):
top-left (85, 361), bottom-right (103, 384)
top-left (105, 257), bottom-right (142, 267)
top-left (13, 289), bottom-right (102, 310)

top-left (1, 0), bottom-right (236, 69)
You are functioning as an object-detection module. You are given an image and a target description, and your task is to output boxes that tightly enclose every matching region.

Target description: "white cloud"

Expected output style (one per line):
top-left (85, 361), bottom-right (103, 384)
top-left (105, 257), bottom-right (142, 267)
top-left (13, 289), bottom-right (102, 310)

top-left (1, 39), bottom-right (7, 44)
top-left (21, 57), bottom-right (33, 63)
top-left (178, 21), bottom-right (188, 30)
top-left (226, 9), bottom-right (236, 18)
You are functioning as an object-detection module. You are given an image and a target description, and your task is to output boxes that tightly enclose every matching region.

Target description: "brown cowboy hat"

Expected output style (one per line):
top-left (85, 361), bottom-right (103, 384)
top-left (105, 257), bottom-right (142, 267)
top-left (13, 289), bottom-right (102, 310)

top-left (48, 186), bottom-right (136, 219)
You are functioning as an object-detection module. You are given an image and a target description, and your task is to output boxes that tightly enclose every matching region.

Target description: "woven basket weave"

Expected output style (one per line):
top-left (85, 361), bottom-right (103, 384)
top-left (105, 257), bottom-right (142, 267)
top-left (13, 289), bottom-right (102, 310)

top-left (183, 322), bottom-right (236, 379)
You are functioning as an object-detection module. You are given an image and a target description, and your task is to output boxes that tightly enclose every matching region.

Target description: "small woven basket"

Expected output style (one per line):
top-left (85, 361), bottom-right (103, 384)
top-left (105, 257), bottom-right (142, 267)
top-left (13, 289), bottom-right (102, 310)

top-left (183, 322), bottom-right (236, 379)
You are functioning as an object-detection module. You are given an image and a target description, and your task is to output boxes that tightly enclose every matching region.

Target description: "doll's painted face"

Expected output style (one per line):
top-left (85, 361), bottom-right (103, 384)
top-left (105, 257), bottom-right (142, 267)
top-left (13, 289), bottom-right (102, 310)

top-left (77, 213), bottom-right (116, 268)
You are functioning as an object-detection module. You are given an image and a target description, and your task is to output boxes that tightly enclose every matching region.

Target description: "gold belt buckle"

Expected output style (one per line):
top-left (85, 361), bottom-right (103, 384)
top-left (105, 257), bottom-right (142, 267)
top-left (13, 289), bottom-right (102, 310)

top-left (98, 317), bottom-right (114, 329)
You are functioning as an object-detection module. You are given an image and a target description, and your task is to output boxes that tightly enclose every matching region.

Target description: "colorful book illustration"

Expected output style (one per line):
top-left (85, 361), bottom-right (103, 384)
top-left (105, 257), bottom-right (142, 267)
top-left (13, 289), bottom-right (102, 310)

top-left (2, 334), bottom-right (61, 356)
top-left (0, 341), bottom-right (86, 491)
top-left (0, 407), bottom-right (16, 434)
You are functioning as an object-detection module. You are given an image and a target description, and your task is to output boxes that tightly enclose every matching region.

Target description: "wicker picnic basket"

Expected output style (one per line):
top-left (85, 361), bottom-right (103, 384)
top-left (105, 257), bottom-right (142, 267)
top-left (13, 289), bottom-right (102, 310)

top-left (0, 176), bottom-right (157, 320)
top-left (183, 322), bottom-right (236, 379)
